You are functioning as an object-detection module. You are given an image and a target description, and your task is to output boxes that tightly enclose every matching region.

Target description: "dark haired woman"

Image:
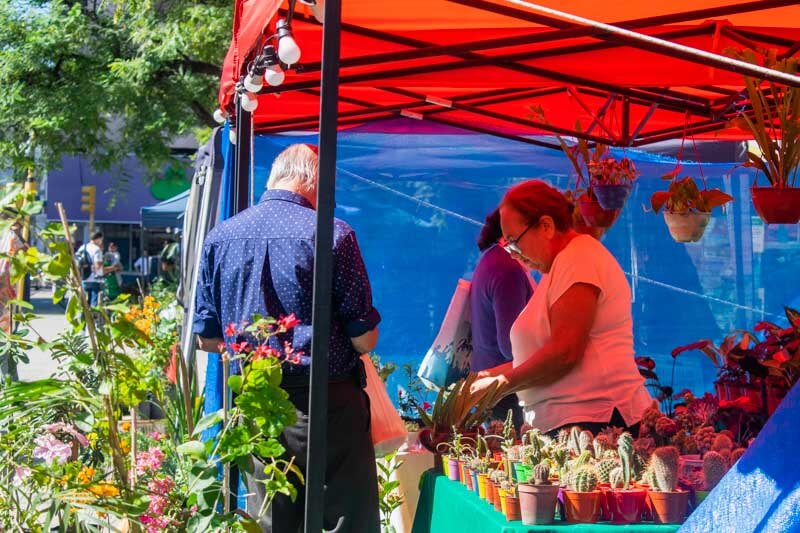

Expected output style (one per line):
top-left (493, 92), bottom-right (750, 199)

top-left (470, 180), bottom-right (651, 436)
top-left (469, 208), bottom-right (535, 429)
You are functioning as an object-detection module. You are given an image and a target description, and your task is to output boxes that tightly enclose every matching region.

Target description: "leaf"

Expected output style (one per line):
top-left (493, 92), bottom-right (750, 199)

top-left (701, 189), bottom-right (734, 211)
top-left (255, 438), bottom-right (286, 459)
top-left (228, 375), bottom-right (243, 395)
top-left (650, 191), bottom-right (670, 214)
top-left (192, 409), bottom-right (223, 437)
top-left (177, 440), bottom-right (207, 459)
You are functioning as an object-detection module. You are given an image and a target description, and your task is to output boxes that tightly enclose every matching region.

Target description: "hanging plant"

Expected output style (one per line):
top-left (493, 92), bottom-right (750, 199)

top-left (651, 169), bottom-right (733, 243)
top-left (730, 49), bottom-right (800, 224)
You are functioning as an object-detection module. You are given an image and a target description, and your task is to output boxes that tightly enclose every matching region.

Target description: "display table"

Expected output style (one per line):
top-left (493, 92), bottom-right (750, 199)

top-left (412, 471), bottom-right (681, 533)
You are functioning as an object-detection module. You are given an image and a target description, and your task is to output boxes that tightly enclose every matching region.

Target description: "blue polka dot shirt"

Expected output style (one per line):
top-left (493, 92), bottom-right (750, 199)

top-left (193, 189), bottom-right (381, 376)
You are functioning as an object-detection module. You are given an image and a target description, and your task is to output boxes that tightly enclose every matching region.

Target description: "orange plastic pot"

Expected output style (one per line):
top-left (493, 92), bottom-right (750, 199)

top-left (504, 496), bottom-right (522, 522)
top-left (648, 490), bottom-right (689, 524)
top-left (607, 489), bottom-right (647, 524)
top-left (562, 490), bottom-right (601, 523)
top-left (493, 484), bottom-right (503, 512)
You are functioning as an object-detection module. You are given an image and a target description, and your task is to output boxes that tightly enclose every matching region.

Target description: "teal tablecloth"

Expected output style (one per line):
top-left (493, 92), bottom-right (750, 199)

top-left (411, 471), bottom-right (681, 533)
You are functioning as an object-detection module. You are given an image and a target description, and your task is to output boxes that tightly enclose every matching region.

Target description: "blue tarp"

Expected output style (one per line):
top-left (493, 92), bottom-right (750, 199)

top-left (243, 118), bottom-right (800, 402)
top-left (141, 190), bottom-right (189, 229)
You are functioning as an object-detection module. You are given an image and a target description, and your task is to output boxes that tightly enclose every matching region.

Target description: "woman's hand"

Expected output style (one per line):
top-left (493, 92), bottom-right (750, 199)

top-left (469, 373), bottom-right (509, 396)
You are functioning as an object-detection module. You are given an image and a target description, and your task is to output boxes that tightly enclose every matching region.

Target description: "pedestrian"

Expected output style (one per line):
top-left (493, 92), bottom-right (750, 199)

top-left (104, 242), bottom-right (123, 300)
top-left (194, 143), bottom-right (381, 532)
top-left (76, 231), bottom-right (112, 306)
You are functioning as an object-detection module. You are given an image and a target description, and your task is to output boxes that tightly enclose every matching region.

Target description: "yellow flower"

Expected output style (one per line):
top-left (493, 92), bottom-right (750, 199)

top-left (87, 432), bottom-right (98, 446)
top-left (77, 466), bottom-right (96, 485)
top-left (120, 439), bottom-right (130, 455)
top-left (88, 483), bottom-right (120, 498)
top-left (120, 421), bottom-right (131, 432)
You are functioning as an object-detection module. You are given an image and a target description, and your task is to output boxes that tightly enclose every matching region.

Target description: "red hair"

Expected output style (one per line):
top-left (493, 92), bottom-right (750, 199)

top-left (501, 180), bottom-right (573, 232)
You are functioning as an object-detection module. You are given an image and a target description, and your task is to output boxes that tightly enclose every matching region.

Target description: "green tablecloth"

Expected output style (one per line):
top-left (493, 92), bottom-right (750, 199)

top-left (411, 471), bottom-right (681, 533)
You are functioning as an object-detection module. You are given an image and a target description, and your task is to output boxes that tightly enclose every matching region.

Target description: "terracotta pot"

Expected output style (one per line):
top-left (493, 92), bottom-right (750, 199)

top-left (597, 483), bottom-right (611, 521)
top-left (478, 474), bottom-right (488, 499)
top-left (487, 480), bottom-right (496, 505)
top-left (562, 490), bottom-right (601, 523)
top-left (648, 490), bottom-right (689, 524)
top-left (504, 496), bottom-right (522, 522)
top-left (579, 195), bottom-right (620, 228)
top-left (607, 489), bottom-right (646, 524)
top-left (751, 186), bottom-right (800, 224)
top-left (518, 483), bottom-right (559, 525)
top-left (637, 484), bottom-right (653, 521)
top-left (594, 183), bottom-right (633, 210)
top-left (493, 484), bottom-right (503, 512)
top-left (464, 467), bottom-right (473, 490)
top-left (447, 457), bottom-right (460, 482)
top-left (664, 211), bottom-right (711, 243)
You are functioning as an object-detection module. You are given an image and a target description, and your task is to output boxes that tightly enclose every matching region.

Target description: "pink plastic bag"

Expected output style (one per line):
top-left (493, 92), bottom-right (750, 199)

top-left (361, 354), bottom-right (407, 456)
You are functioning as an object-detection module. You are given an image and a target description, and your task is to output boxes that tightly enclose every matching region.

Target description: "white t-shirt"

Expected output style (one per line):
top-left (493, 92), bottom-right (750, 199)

top-left (80, 242), bottom-right (104, 281)
top-left (510, 234), bottom-right (652, 432)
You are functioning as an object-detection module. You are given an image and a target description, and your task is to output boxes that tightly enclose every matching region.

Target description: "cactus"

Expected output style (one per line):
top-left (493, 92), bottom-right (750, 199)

top-left (603, 450), bottom-right (619, 460)
top-left (533, 463), bottom-right (551, 485)
top-left (557, 428), bottom-right (570, 447)
top-left (730, 448), bottom-right (746, 466)
top-left (596, 459), bottom-right (619, 484)
top-left (573, 450), bottom-right (593, 469)
top-left (703, 451), bottom-right (728, 491)
top-left (632, 452), bottom-right (647, 480)
top-left (650, 446), bottom-right (680, 492)
top-left (579, 430), bottom-right (593, 455)
top-left (617, 432), bottom-right (634, 489)
top-left (593, 434), bottom-right (612, 458)
top-left (641, 465), bottom-right (656, 488)
top-left (567, 427), bottom-right (582, 455)
top-left (525, 428), bottom-right (545, 465)
top-left (569, 466), bottom-right (599, 493)
top-left (712, 434), bottom-right (734, 453)
top-left (609, 467), bottom-right (625, 489)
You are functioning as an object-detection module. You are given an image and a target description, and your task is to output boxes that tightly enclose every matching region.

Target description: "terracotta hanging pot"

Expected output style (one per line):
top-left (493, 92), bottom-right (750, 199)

top-left (648, 490), bottom-right (689, 524)
top-left (518, 483), bottom-right (559, 525)
top-left (607, 488), bottom-right (647, 524)
top-left (751, 186), bottom-right (800, 224)
top-left (562, 490), bottom-right (601, 523)
top-left (578, 195), bottom-right (621, 228)
top-left (594, 183), bottom-right (633, 210)
top-left (664, 211), bottom-right (711, 243)
top-left (504, 495), bottom-right (522, 522)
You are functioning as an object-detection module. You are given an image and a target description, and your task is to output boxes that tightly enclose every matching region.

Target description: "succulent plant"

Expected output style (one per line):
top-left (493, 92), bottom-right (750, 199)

top-left (593, 434), bottom-right (612, 458)
top-left (617, 432), bottom-right (634, 489)
top-left (533, 463), bottom-right (551, 485)
top-left (650, 446), bottom-right (680, 492)
top-left (525, 428), bottom-right (545, 465)
top-left (641, 465), bottom-right (656, 488)
top-left (596, 459), bottom-right (619, 484)
top-left (655, 416), bottom-right (680, 439)
top-left (609, 466), bottom-right (625, 489)
top-left (567, 427), bottom-right (582, 456)
top-left (695, 426), bottom-right (716, 454)
top-left (490, 469), bottom-right (508, 483)
top-left (500, 479), bottom-right (515, 492)
top-left (730, 448), bottom-right (746, 466)
top-left (703, 451), bottom-right (728, 491)
top-left (557, 428), bottom-right (570, 447)
top-left (603, 450), bottom-right (619, 460)
top-left (712, 434), bottom-right (734, 453)
top-left (569, 466), bottom-right (599, 493)
top-left (579, 430), bottom-right (593, 454)
top-left (572, 450), bottom-right (593, 470)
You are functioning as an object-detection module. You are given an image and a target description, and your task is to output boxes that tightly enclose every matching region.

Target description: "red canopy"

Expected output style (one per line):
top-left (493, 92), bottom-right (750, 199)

top-left (219, 0), bottom-right (800, 146)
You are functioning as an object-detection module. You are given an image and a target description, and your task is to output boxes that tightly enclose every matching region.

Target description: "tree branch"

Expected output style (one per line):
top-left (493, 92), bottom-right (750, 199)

top-left (190, 100), bottom-right (217, 128)
top-left (175, 57), bottom-right (221, 77)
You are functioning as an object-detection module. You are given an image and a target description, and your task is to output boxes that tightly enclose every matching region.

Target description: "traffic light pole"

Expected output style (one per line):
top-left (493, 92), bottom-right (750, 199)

top-left (81, 185), bottom-right (96, 234)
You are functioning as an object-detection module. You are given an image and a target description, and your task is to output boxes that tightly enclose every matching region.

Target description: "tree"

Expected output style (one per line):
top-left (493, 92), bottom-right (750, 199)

top-left (0, 0), bottom-right (231, 181)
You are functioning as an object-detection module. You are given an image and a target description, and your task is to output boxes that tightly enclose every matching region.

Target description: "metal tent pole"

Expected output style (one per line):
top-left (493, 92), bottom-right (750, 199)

top-left (306, 0), bottom-right (343, 529)
top-left (234, 103), bottom-right (252, 214)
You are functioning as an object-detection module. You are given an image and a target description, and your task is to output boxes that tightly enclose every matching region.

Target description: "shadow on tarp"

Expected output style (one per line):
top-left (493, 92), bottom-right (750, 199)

top-left (680, 381), bottom-right (800, 533)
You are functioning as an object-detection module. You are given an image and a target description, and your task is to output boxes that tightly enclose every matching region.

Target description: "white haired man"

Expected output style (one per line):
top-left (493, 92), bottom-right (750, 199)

top-left (194, 143), bottom-right (381, 532)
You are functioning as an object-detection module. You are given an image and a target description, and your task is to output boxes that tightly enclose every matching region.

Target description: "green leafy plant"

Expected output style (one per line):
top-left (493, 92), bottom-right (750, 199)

top-left (376, 451), bottom-right (405, 533)
top-left (414, 373), bottom-right (506, 434)
top-left (730, 49), bottom-right (800, 187)
top-left (651, 173), bottom-right (733, 214)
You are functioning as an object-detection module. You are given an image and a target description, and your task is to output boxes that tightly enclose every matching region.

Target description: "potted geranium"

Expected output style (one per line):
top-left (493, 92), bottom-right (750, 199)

top-left (731, 49), bottom-right (800, 224)
top-left (651, 172), bottom-right (733, 242)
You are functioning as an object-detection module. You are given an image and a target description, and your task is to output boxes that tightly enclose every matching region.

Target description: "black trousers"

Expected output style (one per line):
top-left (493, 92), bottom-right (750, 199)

top-left (247, 377), bottom-right (380, 533)
top-left (545, 408), bottom-right (641, 439)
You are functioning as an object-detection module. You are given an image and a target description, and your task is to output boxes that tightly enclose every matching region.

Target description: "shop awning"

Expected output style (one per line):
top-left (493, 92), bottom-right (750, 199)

top-left (218, 0), bottom-right (800, 147)
top-left (141, 190), bottom-right (189, 229)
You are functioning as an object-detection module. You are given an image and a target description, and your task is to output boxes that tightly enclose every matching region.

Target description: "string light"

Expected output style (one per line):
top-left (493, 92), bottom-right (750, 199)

top-left (276, 19), bottom-right (301, 65)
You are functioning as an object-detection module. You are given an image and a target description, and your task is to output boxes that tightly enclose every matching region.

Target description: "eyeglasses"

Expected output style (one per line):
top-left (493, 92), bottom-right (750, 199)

top-left (500, 222), bottom-right (536, 256)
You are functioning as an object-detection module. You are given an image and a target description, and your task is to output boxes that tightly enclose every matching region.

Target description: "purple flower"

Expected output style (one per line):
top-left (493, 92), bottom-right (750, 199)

top-left (135, 447), bottom-right (166, 476)
top-left (12, 466), bottom-right (31, 486)
top-left (33, 434), bottom-right (72, 465)
top-left (44, 422), bottom-right (90, 447)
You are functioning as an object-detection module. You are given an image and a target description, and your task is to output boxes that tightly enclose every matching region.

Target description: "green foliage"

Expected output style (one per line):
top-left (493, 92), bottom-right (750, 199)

top-left (415, 373), bottom-right (506, 434)
top-left (370, 353), bottom-right (397, 383)
top-left (376, 451), bottom-right (405, 532)
top-left (650, 173), bottom-right (733, 214)
top-left (0, 0), bottom-right (231, 181)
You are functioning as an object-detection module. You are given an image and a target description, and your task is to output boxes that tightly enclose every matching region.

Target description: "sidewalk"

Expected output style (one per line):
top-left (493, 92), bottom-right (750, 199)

top-left (16, 288), bottom-right (69, 381)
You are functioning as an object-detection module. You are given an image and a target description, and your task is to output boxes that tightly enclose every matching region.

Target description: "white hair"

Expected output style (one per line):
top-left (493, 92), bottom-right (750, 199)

top-left (267, 144), bottom-right (319, 193)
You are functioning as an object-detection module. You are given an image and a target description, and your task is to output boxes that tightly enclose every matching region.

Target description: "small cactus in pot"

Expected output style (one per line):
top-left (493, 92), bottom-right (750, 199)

top-left (593, 434), bottom-right (612, 458)
top-left (609, 467), bottom-right (625, 489)
top-left (647, 446), bottom-right (689, 524)
top-left (650, 446), bottom-right (680, 492)
top-left (617, 432), bottom-right (635, 490)
top-left (563, 466), bottom-right (602, 523)
top-left (702, 451), bottom-right (728, 491)
top-left (578, 430), bottom-right (594, 455)
top-left (532, 463), bottom-right (551, 485)
top-left (569, 466), bottom-right (599, 493)
top-left (567, 426), bottom-right (582, 456)
top-left (596, 459), bottom-right (619, 485)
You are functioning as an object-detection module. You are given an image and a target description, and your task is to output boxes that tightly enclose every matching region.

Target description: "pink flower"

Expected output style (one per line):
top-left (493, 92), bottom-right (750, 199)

top-left (423, 401), bottom-right (432, 410)
top-left (253, 344), bottom-right (280, 360)
top-left (230, 341), bottom-right (252, 354)
top-left (225, 323), bottom-right (238, 337)
top-left (148, 431), bottom-right (164, 441)
top-left (12, 466), bottom-right (31, 486)
top-left (279, 314), bottom-right (301, 330)
top-left (44, 422), bottom-right (90, 447)
top-left (135, 447), bottom-right (165, 476)
top-left (33, 434), bottom-right (72, 465)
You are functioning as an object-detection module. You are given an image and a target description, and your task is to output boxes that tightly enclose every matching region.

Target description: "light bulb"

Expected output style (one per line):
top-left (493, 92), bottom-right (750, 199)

top-left (240, 91), bottom-right (258, 112)
top-left (244, 72), bottom-right (264, 93)
top-left (276, 19), bottom-right (301, 65)
top-left (264, 64), bottom-right (285, 86)
top-left (229, 128), bottom-right (237, 145)
top-left (213, 108), bottom-right (228, 124)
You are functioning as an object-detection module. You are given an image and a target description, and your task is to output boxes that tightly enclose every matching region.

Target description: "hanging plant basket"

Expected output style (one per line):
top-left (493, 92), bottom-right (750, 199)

top-left (579, 195), bottom-right (620, 228)
top-left (663, 211), bottom-right (711, 243)
top-left (593, 183), bottom-right (633, 210)
top-left (750, 186), bottom-right (800, 224)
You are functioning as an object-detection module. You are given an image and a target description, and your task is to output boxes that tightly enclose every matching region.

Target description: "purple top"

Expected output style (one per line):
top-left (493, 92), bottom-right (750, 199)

top-left (469, 245), bottom-right (534, 372)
